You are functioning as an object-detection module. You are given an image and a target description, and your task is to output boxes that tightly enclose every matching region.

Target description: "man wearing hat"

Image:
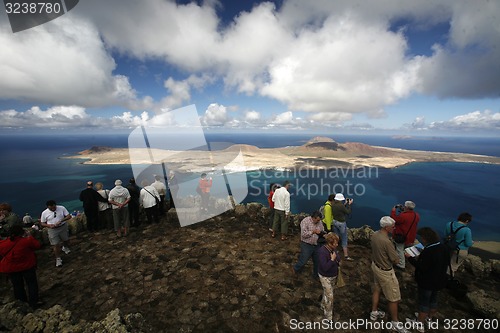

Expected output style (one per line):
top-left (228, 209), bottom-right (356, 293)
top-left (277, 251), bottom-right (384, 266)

top-left (370, 216), bottom-right (409, 333)
top-left (109, 180), bottom-right (131, 237)
top-left (79, 181), bottom-right (109, 232)
top-left (331, 193), bottom-right (354, 260)
top-left (391, 201), bottom-right (420, 270)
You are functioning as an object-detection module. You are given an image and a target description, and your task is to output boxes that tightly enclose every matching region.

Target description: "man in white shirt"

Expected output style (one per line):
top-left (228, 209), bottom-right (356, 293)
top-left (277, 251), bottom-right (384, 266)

top-left (151, 175), bottom-right (167, 216)
top-left (40, 200), bottom-right (72, 267)
top-left (109, 180), bottom-right (131, 237)
top-left (271, 180), bottom-right (292, 241)
top-left (140, 180), bottom-right (161, 224)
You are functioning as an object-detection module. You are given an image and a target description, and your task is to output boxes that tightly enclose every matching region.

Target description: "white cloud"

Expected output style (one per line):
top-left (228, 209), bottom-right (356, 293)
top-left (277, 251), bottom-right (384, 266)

top-left (0, 106), bottom-right (90, 127)
top-left (410, 116), bottom-right (427, 129)
top-left (0, 16), bottom-right (149, 109)
top-left (272, 111), bottom-right (294, 125)
top-left (201, 103), bottom-right (229, 126)
top-left (244, 110), bottom-right (261, 123)
top-left (1, 0), bottom-right (499, 130)
top-left (160, 74), bottom-right (215, 110)
top-left (429, 110), bottom-right (500, 131)
top-left (308, 112), bottom-right (353, 123)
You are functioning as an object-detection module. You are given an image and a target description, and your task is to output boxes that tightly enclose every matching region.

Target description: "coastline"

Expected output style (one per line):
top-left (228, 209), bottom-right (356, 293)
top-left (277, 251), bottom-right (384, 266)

top-left (64, 139), bottom-right (500, 172)
top-left (469, 241), bottom-right (500, 261)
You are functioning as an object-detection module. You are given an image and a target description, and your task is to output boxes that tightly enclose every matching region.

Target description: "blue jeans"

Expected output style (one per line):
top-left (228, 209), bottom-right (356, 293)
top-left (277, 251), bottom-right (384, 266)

top-left (293, 242), bottom-right (319, 277)
top-left (333, 221), bottom-right (348, 247)
top-left (418, 288), bottom-right (438, 313)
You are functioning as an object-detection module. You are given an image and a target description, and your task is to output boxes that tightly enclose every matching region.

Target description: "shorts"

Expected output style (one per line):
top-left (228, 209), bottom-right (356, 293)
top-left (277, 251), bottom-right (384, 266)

top-left (48, 224), bottom-right (69, 245)
top-left (371, 262), bottom-right (401, 302)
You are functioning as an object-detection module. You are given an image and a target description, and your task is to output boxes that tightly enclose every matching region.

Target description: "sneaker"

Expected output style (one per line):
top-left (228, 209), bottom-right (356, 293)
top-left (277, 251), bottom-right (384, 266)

top-left (62, 246), bottom-right (71, 254)
top-left (391, 321), bottom-right (411, 333)
top-left (406, 318), bottom-right (425, 333)
top-left (55, 258), bottom-right (63, 267)
top-left (370, 310), bottom-right (386, 321)
top-left (414, 313), bottom-right (435, 324)
top-left (345, 256), bottom-right (354, 261)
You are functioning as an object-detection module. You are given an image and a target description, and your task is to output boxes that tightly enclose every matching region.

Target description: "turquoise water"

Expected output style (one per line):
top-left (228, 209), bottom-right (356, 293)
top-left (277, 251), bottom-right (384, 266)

top-left (242, 162), bottom-right (500, 240)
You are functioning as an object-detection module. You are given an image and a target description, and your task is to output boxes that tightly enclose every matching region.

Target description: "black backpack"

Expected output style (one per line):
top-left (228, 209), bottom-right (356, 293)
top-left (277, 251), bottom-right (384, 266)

top-left (442, 222), bottom-right (466, 254)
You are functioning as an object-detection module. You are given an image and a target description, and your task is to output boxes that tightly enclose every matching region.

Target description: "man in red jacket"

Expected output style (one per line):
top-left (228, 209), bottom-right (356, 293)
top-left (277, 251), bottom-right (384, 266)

top-left (391, 201), bottom-right (420, 270)
top-left (0, 225), bottom-right (42, 308)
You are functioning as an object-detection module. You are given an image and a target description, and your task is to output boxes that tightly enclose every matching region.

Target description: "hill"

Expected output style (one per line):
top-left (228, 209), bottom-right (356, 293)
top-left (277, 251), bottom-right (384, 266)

top-left (1, 204), bottom-right (499, 332)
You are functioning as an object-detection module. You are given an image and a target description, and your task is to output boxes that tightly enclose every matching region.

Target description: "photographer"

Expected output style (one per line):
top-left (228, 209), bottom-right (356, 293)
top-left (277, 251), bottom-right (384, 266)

top-left (391, 201), bottom-right (420, 270)
top-left (331, 193), bottom-right (354, 261)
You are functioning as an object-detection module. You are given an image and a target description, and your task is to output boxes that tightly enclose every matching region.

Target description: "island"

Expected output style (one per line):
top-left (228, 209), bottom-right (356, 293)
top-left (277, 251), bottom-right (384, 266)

top-left (66, 137), bottom-right (500, 172)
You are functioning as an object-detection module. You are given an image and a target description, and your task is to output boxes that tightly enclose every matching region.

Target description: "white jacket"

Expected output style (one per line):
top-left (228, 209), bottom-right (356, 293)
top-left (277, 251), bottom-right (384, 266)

top-left (272, 186), bottom-right (290, 213)
top-left (140, 186), bottom-right (160, 209)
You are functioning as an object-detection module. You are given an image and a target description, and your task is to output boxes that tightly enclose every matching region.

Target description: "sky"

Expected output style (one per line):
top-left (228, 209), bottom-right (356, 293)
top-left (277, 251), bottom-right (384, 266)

top-left (0, 0), bottom-right (499, 136)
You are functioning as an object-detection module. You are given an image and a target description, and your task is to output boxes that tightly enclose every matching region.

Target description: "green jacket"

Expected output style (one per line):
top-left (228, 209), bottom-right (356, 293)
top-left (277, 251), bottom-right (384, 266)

top-left (331, 201), bottom-right (351, 222)
top-left (322, 201), bottom-right (333, 231)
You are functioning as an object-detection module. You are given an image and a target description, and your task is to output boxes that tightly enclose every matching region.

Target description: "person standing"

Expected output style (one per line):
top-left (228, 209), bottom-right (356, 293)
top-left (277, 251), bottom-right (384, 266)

top-left (317, 232), bottom-right (341, 321)
top-left (140, 180), bottom-right (160, 224)
top-left (109, 180), bottom-right (131, 237)
top-left (0, 225), bottom-right (42, 308)
top-left (405, 227), bottom-right (449, 332)
top-left (272, 181), bottom-right (292, 241)
top-left (292, 211), bottom-right (324, 278)
top-left (331, 193), bottom-right (354, 260)
top-left (391, 201), bottom-right (420, 269)
top-left (267, 183), bottom-right (279, 232)
top-left (0, 203), bottom-right (22, 237)
top-left (22, 213), bottom-right (33, 226)
top-left (152, 175), bottom-right (167, 216)
top-left (198, 173), bottom-right (213, 213)
top-left (40, 200), bottom-right (72, 267)
top-left (95, 182), bottom-right (113, 230)
top-left (444, 212), bottom-right (473, 275)
top-left (370, 216), bottom-right (409, 333)
top-left (126, 178), bottom-right (141, 227)
top-left (79, 181), bottom-right (108, 232)
top-left (322, 194), bottom-right (335, 232)
top-left (167, 170), bottom-right (179, 209)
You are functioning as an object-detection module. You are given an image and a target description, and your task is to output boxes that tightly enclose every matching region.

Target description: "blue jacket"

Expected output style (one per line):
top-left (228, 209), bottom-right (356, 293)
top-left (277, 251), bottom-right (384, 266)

top-left (444, 221), bottom-right (473, 250)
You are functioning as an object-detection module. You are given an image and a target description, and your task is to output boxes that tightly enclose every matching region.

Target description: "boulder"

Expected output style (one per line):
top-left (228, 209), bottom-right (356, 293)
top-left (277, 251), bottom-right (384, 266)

top-left (491, 259), bottom-right (500, 276)
top-left (467, 290), bottom-right (500, 318)
top-left (68, 216), bottom-right (84, 235)
top-left (464, 254), bottom-right (491, 277)
top-left (349, 225), bottom-right (374, 244)
top-left (234, 204), bottom-right (247, 216)
top-left (0, 302), bottom-right (147, 333)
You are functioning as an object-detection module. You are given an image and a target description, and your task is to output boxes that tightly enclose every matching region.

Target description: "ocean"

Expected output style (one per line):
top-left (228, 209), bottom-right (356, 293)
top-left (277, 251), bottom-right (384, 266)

top-left (1, 132), bottom-right (499, 241)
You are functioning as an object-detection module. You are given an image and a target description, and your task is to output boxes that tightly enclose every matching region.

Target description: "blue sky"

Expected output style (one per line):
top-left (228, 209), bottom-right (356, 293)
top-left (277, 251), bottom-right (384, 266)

top-left (0, 0), bottom-right (499, 135)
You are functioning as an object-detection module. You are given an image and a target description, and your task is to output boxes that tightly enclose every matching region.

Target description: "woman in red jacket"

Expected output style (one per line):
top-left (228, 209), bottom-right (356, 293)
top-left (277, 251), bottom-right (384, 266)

top-left (199, 173), bottom-right (213, 212)
top-left (0, 225), bottom-right (41, 308)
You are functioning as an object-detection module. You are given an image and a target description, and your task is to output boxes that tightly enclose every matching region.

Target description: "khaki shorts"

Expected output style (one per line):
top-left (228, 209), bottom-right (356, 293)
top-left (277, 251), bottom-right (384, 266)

top-left (371, 262), bottom-right (401, 302)
top-left (48, 223), bottom-right (69, 245)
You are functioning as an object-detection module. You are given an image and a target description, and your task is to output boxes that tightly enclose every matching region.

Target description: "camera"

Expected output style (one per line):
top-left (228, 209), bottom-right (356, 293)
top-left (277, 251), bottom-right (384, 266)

top-left (395, 204), bottom-right (404, 212)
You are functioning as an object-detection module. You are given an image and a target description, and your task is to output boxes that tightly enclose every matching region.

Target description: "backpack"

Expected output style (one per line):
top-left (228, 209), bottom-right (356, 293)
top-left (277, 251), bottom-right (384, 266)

top-left (319, 202), bottom-right (331, 219)
top-left (442, 222), bottom-right (466, 253)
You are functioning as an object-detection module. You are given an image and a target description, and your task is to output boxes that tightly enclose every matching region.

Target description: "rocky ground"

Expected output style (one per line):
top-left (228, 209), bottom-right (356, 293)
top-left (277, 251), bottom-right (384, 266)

top-left (1, 203), bottom-right (499, 332)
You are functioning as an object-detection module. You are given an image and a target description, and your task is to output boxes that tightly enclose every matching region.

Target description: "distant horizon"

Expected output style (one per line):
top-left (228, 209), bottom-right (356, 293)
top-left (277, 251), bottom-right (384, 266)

top-left (2, 127), bottom-right (500, 139)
